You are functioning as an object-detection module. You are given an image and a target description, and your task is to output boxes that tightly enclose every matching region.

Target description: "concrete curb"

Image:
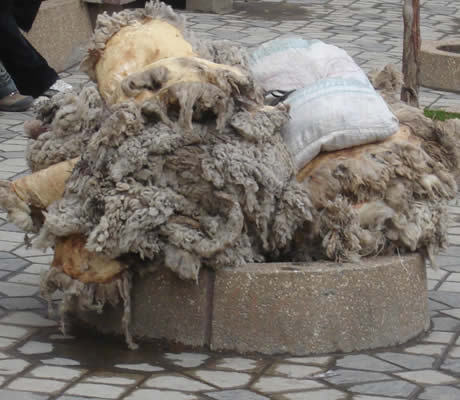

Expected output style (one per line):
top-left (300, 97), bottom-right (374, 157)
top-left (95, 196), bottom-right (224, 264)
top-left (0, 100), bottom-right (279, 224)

top-left (26, 0), bottom-right (93, 73)
top-left (76, 254), bottom-right (429, 355)
top-left (420, 39), bottom-right (460, 94)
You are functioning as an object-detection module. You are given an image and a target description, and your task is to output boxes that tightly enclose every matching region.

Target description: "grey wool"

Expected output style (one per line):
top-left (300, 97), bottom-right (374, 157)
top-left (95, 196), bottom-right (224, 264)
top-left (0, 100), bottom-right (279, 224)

top-left (2, 3), bottom-right (459, 348)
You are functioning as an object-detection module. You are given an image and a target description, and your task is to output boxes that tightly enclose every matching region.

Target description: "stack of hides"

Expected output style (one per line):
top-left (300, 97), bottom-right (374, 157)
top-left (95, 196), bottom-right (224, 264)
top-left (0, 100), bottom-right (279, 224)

top-left (0, 1), bottom-right (458, 348)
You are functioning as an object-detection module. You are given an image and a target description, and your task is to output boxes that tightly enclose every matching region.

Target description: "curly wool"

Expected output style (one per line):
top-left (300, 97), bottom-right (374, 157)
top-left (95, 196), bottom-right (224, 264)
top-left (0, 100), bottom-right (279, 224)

top-left (26, 86), bottom-right (104, 172)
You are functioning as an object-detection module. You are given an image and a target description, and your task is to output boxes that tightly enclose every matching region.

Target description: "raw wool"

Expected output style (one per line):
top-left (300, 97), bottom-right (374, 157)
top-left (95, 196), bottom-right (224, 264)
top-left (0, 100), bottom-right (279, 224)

top-left (34, 93), bottom-right (313, 279)
top-left (40, 267), bottom-right (138, 349)
top-left (296, 127), bottom-right (455, 265)
top-left (26, 85), bottom-right (104, 172)
top-left (370, 64), bottom-right (460, 176)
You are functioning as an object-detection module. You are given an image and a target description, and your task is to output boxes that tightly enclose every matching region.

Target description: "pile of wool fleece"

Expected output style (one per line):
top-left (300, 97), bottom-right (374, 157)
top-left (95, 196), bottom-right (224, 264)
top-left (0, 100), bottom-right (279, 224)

top-left (1, 1), bottom-right (459, 347)
top-left (12, 1), bottom-right (313, 347)
top-left (288, 64), bottom-right (460, 266)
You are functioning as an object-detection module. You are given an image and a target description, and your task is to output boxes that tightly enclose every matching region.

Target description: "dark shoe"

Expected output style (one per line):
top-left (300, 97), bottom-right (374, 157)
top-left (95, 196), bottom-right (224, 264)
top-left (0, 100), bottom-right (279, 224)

top-left (0, 91), bottom-right (34, 112)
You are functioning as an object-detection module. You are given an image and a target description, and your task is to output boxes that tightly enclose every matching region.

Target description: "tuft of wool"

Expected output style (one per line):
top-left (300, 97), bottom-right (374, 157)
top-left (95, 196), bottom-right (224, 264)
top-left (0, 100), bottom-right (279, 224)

top-left (26, 86), bottom-right (104, 172)
top-left (296, 126), bottom-right (455, 265)
top-left (40, 267), bottom-right (137, 349)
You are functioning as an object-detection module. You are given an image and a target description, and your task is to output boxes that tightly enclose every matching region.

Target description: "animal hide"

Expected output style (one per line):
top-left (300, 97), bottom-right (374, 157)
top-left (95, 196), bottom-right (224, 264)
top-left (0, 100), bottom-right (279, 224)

top-left (0, 2), bottom-right (458, 348)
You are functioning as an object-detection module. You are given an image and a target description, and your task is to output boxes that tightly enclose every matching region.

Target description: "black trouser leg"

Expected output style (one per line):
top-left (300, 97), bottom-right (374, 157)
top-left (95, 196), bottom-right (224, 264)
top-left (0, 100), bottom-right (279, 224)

top-left (0, 3), bottom-right (58, 97)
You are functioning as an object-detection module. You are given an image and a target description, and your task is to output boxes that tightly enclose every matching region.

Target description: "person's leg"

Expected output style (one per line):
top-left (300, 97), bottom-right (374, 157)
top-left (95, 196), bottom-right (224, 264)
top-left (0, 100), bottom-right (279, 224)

top-left (0, 61), bottom-right (17, 98)
top-left (0, 3), bottom-right (59, 98)
top-left (0, 61), bottom-right (34, 112)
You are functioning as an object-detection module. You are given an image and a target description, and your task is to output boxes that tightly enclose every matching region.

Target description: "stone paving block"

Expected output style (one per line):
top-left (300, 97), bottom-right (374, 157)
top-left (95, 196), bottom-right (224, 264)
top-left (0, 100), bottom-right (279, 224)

top-left (429, 291), bottom-right (460, 308)
top-left (354, 396), bottom-right (404, 400)
top-left (251, 376), bottom-right (324, 393)
top-left (395, 370), bottom-right (458, 384)
top-left (0, 312), bottom-right (57, 327)
top-left (164, 353), bottom-right (209, 368)
top-left (42, 358), bottom-right (80, 367)
top-left (448, 347), bottom-right (460, 357)
top-left (439, 282), bottom-right (460, 292)
top-left (57, 397), bottom-right (108, 400)
top-left (191, 370), bottom-right (252, 389)
top-left (114, 363), bottom-right (163, 373)
top-left (335, 354), bottom-right (400, 372)
top-left (375, 352), bottom-right (435, 369)
top-left (18, 341), bottom-right (53, 355)
top-left (8, 273), bottom-right (41, 286)
top-left (212, 357), bottom-right (260, 372)
top-left (324, 370), bottom-right (390, 385)
top-left (432, 316), bottom-right (460, 331)
top-left (65, 383), bottom-right (128, 399)
top-left (8, 377), bottom-right (68, 394)
top-left (0, 389), bottom-right (49, 399)
top-left (349, 380), bottom-right (418, 397)
top-left (418, 385), bottom-right (460, 400)
top-left (404, 343), bottom-right (446, 356)
top-left (207, 389), bottom-right (269, 400)
top-left (274, 389), bottom-right (347, 400)
top-left (282, 356), bottom-right (333, 367)
top-left (0, 297), bottom-right (44, 311)
top-left (422, 331), bottom-right (455, 344)
top-left (0, 324), bottom-right (29, 339)
top-left (0, 282), bottom-right (38, 297)
top-left (265, 363), bottom-right (322, 378)
top-left (28, 366), bottom-right (85, 381)
top-left (0, 359), bottom-right (30, 375)
top-left (0, 257), bottom-right (29, 271)
top-left (186, 0), bottom-right (233, 13)
top-left (442, 308), bottom-right (460, 319)
top-left (125, 389), bottom-right (197, 400)
top-left (84, 372), bottom-right (141, 385)
top-left (143, 374), bottom-right (213, 391)
top-left (0, 337), bottom-right (16, 349)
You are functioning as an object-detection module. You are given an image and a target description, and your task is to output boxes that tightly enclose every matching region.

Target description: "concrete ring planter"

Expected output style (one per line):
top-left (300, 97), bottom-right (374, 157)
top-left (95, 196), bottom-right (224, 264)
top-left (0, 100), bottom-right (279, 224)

top-left (76, 254), bottom-right (429, 355)
top-left (420, 39), bottom-right (460, 93)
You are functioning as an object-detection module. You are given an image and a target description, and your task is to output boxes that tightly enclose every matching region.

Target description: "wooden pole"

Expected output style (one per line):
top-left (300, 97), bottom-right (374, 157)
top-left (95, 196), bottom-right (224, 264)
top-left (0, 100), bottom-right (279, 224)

top-left (401, 0), bottom-right (421, 107)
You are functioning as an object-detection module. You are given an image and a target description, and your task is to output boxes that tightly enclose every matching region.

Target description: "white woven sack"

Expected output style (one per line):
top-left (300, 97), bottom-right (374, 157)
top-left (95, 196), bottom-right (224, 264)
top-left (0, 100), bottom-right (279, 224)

top-left (249, 36), bottom-right (368, 92)
top-left (282, 78), bottom-right (400, 170)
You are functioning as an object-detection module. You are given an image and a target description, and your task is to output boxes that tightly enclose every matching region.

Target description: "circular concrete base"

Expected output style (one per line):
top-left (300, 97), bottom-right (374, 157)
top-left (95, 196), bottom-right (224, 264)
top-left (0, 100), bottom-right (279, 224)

top-left (76, 254), bottom-right (429, 355)
top-left (420, 40), bottom-right (460, 93)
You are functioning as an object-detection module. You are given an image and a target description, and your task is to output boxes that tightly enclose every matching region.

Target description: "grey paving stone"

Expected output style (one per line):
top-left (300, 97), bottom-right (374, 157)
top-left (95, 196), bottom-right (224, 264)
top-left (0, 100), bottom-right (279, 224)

top-left (251, 376), bottom-right (324, 393)
top-left (429, 291), bottom-right (460, 308)
top-left (0, 282), bottom-right (37, 297)
top-left (0, 389), bottom-right (48, 399)
top-left (190, 370), bottom-right (252, 389)
top-left (0, 251), bottom-right (21, 259)
top-left (349, 380), bottom-right (418, 397)
top-left (206, 389), bottom-right (270, 400)
top-left (57, 397), bottom-right (107, 400)
top-left (323, 370), bottom-right (390, 385)
top-left (375, 352), bottom-right (435, 370)
top-left (432, 316), bottom-right (460, 331)
top-left (441, 358), bottom-right (460, 374)
top-left (0, 257), bottom-right (29, 271)
top-left (0, 271), bottom-right (9, 279)
top-left (335, 355), bottom-right (401, 372)
top-left (0, 297), bottom-right (44, 311)
top-left (419, 385), bottom-right (460, 400)
top-left (429, 299), bottom-right (450, 311)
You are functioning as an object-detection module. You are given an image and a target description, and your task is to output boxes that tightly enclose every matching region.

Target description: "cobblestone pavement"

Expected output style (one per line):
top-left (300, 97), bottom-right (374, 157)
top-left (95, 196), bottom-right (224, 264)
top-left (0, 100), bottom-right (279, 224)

top-left (0, 0), bottom-right (460, 399)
